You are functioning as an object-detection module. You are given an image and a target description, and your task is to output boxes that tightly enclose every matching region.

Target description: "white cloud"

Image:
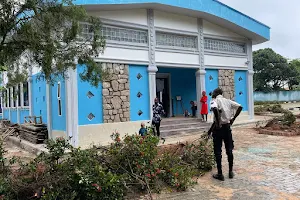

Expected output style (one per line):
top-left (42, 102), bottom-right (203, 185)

top-left (219, 0), bottom-right (300, 59)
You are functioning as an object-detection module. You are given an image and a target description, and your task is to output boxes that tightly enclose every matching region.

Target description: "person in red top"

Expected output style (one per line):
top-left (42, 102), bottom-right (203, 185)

top-left (200, 91), bottom-right (208, 121)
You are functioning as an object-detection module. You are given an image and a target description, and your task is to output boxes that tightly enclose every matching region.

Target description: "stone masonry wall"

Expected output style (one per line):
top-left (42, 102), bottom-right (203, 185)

top-left (218, 69), bottom-right (235, 100)
top-left (102, 63), bottom-right (130, 123)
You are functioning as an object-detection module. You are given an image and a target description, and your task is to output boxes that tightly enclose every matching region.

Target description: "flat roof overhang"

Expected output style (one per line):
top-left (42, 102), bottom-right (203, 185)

top-left (75, 0), bottom-right (270, 45)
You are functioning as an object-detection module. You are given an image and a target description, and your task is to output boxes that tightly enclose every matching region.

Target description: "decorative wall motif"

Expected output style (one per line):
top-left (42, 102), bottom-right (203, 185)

top-left (218, 70), bottom-right (235, 100)
top-left (204, 38), bottom-right (246, 54)
top-left (198, 19), bottom-right (205, 69)
top-left (80, 23), bottom-right (148, 45)
top-left (147, 9), bottom-right (156, 66)
top-left (102, 63), bottom-right (130, 123)
top-left (156, 32), bottom-right (198, 50)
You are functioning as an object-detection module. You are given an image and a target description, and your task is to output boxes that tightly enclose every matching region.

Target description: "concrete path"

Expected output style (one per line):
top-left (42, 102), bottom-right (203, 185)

top-left (154, 126), bottom-right (300, 200)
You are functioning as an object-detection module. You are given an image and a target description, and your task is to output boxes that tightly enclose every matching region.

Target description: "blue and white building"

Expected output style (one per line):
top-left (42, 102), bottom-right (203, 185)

top-left (1, 0), bottom-right (270, 148)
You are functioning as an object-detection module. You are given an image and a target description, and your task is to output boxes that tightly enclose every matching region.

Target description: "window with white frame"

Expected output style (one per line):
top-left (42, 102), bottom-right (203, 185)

top-left (17, 84), bottom-right (21, 107)
top-left (204, 38), bottom-right (246, 54)
top-left (23, 82), bottom-right (29, 106)
top-left (2, 91), bottom-right (7, 108)
top-left (8, 88), bottom-right (11, 108)
top-left (57, 82), bottom-right (62, 116)
top-left (156, 31), bottom-right (198, 50)
top-left (80, 23), bottom-right (148, 45)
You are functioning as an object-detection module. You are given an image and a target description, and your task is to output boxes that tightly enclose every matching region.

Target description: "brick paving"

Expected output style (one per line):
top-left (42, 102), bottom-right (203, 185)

top-left (155, 126), bottom-right (300, 200)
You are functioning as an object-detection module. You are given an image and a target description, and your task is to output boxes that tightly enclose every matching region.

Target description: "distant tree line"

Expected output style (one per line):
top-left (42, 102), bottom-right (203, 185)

top-left (253, 48), bottom-right (300, 92)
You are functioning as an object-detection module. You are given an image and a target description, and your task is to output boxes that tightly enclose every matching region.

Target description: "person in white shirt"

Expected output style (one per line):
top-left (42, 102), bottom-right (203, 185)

top-left (208, 88), bottom-right (243, 181)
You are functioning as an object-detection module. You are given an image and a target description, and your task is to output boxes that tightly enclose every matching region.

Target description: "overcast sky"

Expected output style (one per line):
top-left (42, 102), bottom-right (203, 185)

top-left (220, 0), bottom-right (300, 59)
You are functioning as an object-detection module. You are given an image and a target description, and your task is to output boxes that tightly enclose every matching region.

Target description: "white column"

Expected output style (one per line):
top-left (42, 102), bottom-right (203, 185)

top-left (147, 9), bottom-right (157, 120)
top-left (65, 68), bottom-right (78, 147)
top-left (148, 65), bottom-right (158, 119)
top-left (247, 40), bottom-right (254, 119)
top-left (196, 69), bottom-right (206, 118)
top-left (248, 70), bottom-right (254, 119)
top-left (46, 83), bottom-right (52, 139)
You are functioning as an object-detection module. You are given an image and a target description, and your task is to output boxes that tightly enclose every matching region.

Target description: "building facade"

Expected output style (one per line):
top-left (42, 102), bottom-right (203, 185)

top-left (1, 0), bottom-right (270, 148)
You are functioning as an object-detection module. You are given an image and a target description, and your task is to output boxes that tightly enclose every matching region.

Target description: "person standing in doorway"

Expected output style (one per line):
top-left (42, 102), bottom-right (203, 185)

top-left (200, 91), bottom-right (208, 121)
top-left (152, 98), bottom-right (165, 139)
top-left (208, 88), bottom-right (242, 181)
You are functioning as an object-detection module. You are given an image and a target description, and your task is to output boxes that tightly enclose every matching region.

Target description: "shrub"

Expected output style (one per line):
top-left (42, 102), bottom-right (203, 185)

top-left (157, 153), bottom-right (196, 191)
top-left (182, 136), bottom-right (215, 173)
top-left (1, 133), bottom-right (215, 199)
top-left (280, 111), bottom-right (296, 126)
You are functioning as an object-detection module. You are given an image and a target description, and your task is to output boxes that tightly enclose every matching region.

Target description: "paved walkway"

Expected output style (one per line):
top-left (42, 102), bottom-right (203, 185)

top-left (155, 126), bottom-right (300, 200)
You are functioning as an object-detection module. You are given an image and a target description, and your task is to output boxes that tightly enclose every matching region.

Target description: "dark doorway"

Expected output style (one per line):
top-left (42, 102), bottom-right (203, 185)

top-left (156, 75), bottom-right (170, 117)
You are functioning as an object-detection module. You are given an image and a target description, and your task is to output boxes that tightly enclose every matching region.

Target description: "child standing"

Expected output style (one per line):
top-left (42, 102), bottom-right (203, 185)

top-left (190, 101), bottom-right (196, 117)
top-left (139, 122), bottom-right (147, 136)
top-left (200, 91), bottom-right (208, 121)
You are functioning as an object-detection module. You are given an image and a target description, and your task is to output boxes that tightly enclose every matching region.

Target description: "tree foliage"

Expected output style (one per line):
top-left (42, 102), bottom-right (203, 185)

top-left (253, 48), bottom-right (300, 92)
top-left (0, 0), bottom-right (107, 87)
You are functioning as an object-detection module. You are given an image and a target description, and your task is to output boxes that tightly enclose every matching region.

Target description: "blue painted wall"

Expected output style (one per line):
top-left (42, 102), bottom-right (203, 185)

top-left (20, 109), bottom-right (30, 124)
top-left (51, 79), bottom-right (66, 131)
top-left (10, 109), bottom-right (18, 123)
top-left (205, 69), bottom-right (219, 110)
top-left (158, 67), bottom-right (196, 116)
top-left (234, 70), bottom-right (248, 111)
top-left (129, 65), bottom-right (150, 121)
top-left (77, 65), bottom-right (103, 125)
top-left (74, 0), bottom-right (270, 40)
top-left (31, 73), bottom-right (47, 124)
top-left (254, 91), bottom-right (300, 102)
top-left (3, 110), bottom-right (9, 120)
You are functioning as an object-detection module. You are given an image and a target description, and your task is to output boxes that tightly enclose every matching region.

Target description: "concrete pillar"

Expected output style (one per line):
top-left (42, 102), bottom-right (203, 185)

top-left (46, 83), bottom-right (52, 139)
top-left (148, 65), bottom-right (158, 120)
top-left (196, 69), bottom-right (206, 118)
top-left (247, 40), bottom-right (254, 119)
top-left (248, 70), bottom-right (254, 119)
top-left (65, 68), bottom-right (78, 146)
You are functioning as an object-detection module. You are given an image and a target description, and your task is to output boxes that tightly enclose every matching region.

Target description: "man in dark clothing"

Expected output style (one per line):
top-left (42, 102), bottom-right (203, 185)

top-left (208, 88), bottom-right (243, 181)
top-left (152, 98), bottom-right (165, 138)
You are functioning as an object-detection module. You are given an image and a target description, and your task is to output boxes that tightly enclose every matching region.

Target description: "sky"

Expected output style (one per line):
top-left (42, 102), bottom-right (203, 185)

top-left (220, 0), bottom-right (300, 59)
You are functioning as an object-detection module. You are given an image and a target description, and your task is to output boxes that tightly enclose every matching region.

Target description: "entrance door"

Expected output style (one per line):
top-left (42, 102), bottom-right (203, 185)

top-left (156, 74), bottom-right (171, 117)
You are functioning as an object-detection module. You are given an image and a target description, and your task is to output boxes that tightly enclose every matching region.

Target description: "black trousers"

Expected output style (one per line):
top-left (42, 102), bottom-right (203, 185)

top-left (152, 121), bottom-right (161, 137)
top-left (191, 106), bottom-right (196, 117)
top-left (212, 124), bottom-right (234, 175)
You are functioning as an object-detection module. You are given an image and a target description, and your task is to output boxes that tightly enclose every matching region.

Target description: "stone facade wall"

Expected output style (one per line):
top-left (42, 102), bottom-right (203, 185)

top-left (102, 63), bottom-right (130, 123)
top-left (218, 69), bottom-right (235, 100)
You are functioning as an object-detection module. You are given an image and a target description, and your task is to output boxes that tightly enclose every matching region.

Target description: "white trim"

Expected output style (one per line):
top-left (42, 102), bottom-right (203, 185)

top-left (204, 51), bottom-right (247, 58)
top-left (15, 85), bottom-right (20, 124)
top-left (20, 83), bottom-right (24, 108)
top-left (106, 43), bottom-right (148, 50)
top-left (155, 47), bottom-right (199, 54)
top-left (205, 65), bottom-right (248, 70)
top-left (155, 26), bottom-right (198, 36)
top-left (156, 73), bottom-right (172, 117)
top-left (100, 18), bottom-right (148, 30)
top-left (156, 62), bottom-right (199, 68)
top-left (196, 69), bottom-right (206, 119)
top-left (93, 58), bottom-right (148, 66)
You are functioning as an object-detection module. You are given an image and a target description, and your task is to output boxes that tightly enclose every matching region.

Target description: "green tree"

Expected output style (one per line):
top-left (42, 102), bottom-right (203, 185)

top-left (0, 0), bottom-right (107, 87)
top-left (253, 48), bottom-right (295, 91)
top-left (288, 59), bottom-right (300, 90)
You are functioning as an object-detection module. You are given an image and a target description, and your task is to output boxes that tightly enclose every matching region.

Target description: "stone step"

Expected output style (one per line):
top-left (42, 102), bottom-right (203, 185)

top-left (161, 118), bottom-right (203, 125)
top-left (161, 127), bottom-right (208, 137)
top-left (160, 122), bottom-right (211, 131)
